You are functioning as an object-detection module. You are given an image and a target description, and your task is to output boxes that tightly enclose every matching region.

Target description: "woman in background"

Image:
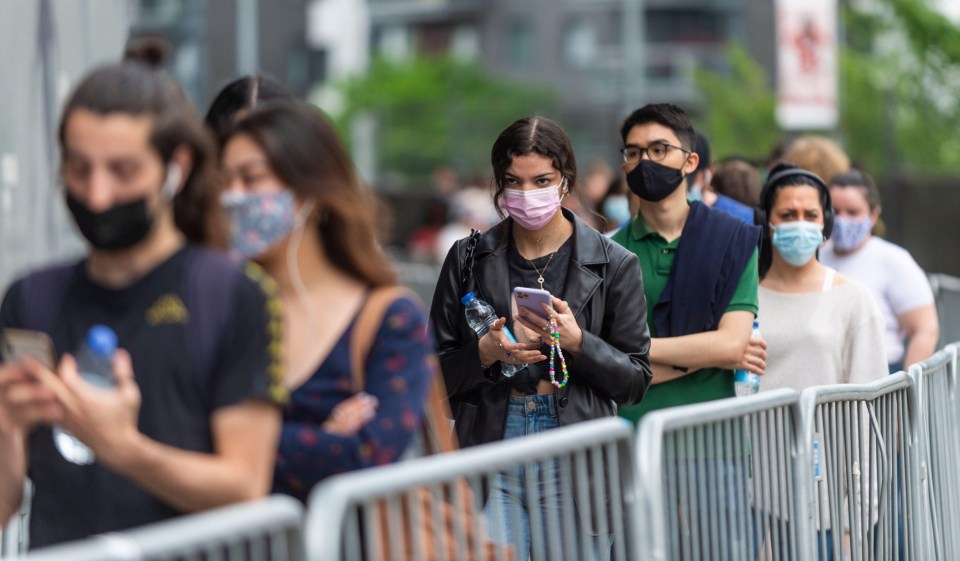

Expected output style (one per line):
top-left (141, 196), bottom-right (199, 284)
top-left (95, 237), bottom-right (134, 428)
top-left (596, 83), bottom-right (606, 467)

top-left (820, 170), bottom-right (939, 372)
top-left (220, 101), bottom-right (433, 501)
top-left (756, 163), bottom-right (886, 391)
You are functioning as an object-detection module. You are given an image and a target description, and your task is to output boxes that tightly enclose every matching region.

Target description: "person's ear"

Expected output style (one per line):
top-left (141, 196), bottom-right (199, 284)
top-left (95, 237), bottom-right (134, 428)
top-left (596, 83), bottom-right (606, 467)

top-left (869, 206), bottom-right (881, 226)
top-left (682, 152), bottom-right (700, 177)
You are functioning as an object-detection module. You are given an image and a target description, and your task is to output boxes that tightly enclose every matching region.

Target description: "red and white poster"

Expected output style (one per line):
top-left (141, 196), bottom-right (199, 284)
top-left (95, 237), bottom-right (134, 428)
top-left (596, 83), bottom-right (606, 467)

top-left (775, 0), bottom-right (838, 130)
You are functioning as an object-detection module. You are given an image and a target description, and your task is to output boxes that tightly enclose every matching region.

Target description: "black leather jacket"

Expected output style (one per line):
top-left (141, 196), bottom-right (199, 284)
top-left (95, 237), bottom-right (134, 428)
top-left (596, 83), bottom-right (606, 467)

top-left (430, 210), bottom-right (652, 448)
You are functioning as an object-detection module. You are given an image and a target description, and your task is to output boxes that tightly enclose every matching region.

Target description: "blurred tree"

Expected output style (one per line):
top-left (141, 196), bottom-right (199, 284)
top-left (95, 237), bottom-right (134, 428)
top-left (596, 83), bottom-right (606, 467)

top-left (695, 0), bottom-right (960, 177)
top-left (334, 55), bottom-right (557, 190)
top-left (694, 44), bottom-right (779, 164)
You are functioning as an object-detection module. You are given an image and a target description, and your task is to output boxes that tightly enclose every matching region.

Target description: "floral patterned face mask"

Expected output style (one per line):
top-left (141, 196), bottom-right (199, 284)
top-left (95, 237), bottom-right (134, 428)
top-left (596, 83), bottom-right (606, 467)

top-left (221, 190), bottom-right (297, 258)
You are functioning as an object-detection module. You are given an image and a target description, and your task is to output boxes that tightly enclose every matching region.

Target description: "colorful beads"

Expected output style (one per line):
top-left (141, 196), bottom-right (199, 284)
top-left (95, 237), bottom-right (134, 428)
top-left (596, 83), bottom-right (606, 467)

top-left (547, 317), bottom-right (569, 388)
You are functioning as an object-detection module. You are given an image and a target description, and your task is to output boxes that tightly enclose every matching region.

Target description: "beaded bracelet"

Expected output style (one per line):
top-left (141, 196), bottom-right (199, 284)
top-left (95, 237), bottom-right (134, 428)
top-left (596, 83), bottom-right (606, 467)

top-left (547, 316), bottom-right (569, 388)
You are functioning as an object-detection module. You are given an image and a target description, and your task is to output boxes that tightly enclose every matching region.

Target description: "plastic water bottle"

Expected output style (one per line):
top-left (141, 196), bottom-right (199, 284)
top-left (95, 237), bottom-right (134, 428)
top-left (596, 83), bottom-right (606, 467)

top-left (53, 325), bottom-right (118, 465)
top-left (461, 292), bottom-right (526, 378)
top-left (733, 320), bottom-right (762, 397)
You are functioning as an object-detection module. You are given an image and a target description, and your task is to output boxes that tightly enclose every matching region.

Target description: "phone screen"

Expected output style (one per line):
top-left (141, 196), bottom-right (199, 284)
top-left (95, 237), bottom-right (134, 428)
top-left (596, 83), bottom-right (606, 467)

top-left (1, 329), bottom-right (56, 369)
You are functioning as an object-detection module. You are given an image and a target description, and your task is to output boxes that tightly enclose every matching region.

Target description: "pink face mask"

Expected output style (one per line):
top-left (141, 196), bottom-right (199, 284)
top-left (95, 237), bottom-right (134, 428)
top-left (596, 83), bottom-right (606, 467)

top-left (501, 179), bottom-right (565, 231)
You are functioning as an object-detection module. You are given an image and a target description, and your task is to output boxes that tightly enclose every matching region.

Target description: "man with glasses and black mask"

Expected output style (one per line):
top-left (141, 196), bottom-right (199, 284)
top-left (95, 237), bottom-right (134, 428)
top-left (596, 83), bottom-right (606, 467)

top-left (0, 49), bottom-right (285, 548)
top-left (612, 103), bottom-right (765, 422)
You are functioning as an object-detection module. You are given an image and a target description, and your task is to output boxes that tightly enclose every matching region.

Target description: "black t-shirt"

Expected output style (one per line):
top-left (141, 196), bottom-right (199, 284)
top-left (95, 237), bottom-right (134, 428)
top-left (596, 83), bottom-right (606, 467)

top-left (0, 245), bottom-right (285, 548)
top-left (507, 235), bottom-right (573, 391)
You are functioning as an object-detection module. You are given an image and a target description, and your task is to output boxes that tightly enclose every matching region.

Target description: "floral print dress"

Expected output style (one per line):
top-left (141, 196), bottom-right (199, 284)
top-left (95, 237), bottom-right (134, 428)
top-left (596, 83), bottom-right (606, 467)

top-left (272, 296), bottom-right (433, 502)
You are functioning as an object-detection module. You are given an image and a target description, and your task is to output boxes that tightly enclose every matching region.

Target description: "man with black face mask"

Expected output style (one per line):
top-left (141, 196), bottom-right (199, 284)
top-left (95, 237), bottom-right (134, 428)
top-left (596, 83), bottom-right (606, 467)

top-left (0, 50), bottom-right (285, 548)
top-left (611, 103), bottom-right (765, 422)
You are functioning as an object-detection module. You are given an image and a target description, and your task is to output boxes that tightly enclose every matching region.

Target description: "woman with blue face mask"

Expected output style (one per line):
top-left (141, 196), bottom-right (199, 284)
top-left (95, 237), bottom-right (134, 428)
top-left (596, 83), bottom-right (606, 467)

top-left (755, 164), bottom-right (888, 559)
top-left (820, 170), bottom-right (939, 373)
top-left (756, 163), bottom-right (887, 393)
top-left (218, 101), bottom-right (434, 502)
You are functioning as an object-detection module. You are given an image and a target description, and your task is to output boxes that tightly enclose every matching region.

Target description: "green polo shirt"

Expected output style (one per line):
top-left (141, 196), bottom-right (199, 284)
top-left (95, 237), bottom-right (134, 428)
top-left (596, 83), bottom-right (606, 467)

top-left (612, 212), bottom-right (759, 423)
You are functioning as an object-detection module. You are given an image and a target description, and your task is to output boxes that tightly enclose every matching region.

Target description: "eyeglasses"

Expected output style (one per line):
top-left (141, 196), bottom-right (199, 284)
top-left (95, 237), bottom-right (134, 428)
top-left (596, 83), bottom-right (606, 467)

top-left (620, 141), bottom-right (690, 164)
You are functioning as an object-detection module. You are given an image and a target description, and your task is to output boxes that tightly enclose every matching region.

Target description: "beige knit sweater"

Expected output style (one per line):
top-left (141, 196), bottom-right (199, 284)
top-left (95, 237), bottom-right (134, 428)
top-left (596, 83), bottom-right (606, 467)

top-left (758, 280), bottom-right (888, 392)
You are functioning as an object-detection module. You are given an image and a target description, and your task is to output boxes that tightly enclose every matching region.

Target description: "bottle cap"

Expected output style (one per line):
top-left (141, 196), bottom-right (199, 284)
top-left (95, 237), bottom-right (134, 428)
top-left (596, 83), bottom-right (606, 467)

top-left (753, 320), bottom-right (759, 329)
top-left (460, 292), bottom-right (476, 305)
top-left (87, 325), bottom-right (118, 357)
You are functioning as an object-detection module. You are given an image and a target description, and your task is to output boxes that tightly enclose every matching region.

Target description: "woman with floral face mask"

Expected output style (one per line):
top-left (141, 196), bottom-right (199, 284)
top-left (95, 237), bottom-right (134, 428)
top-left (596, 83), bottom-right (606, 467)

top-left (819, 170), bottom-right (939, 373)
top-left (219, 101), bottom-right (434, 502)
top-left (755, 163), bottom-right (887, 393)
top-left (430, 116), bottom-right (652, 559)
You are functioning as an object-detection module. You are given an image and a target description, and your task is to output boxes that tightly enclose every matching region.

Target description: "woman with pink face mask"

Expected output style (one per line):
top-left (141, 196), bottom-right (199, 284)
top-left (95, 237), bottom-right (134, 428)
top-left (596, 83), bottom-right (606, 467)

top-left (430, 116), bottom-right (652, 560)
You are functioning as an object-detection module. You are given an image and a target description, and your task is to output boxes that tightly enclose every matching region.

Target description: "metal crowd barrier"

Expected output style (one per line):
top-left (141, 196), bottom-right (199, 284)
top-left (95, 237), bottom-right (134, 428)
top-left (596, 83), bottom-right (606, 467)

top-left (908, 346), bottom-right (960, 561)
top-left (1, 481), bottom-right (31, 559)
top-left (798, 372), bottom-right (923, 561)
top-left (306, 416), bottom-right (638, 561)
top-left (14, 495), bottom-right (305, 561)
top-left (635, 389), bottom-right (812, 561)
top-left (928, 274), bottom-right (960, 348)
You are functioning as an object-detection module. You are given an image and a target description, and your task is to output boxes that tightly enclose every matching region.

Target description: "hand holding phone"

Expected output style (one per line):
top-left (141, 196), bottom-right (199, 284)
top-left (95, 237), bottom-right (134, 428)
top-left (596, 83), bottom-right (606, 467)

top-left (512, 287), bottom-right (554, 320)
top-left (1, 329), bottom-right (55, 369)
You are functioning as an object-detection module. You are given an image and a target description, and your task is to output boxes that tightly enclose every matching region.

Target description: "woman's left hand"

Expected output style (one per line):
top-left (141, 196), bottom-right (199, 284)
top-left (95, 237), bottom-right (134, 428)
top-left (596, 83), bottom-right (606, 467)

top-left (515, 297), bottom-right (583, 354)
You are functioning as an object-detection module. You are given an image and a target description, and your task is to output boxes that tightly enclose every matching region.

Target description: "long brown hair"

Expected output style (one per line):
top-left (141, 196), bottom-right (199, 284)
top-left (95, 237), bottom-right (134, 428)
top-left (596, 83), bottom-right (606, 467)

top-left (230, 101), bottom-right (397, 287)
top-left (57, 52), bottom-right (227, 249)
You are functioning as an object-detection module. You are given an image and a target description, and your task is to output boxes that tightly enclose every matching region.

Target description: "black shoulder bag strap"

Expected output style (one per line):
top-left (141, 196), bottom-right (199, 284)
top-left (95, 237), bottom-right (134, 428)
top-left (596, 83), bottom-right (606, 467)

top-left (460, 229), bottom-right (481, 294)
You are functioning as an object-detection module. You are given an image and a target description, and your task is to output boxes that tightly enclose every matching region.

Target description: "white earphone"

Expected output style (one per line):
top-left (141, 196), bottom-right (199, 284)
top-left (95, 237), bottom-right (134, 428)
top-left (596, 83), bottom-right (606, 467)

top-left (161, 163), bottom-right (183, 201)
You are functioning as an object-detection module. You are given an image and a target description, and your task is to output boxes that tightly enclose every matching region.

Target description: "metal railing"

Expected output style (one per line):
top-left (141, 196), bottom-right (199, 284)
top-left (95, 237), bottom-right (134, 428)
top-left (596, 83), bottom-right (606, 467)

top-left (798, 372), bottom-right (923, 561)
top-left (635, 389), bottom-right (812, 561)
top-left (929, 274), bottom-right (960, 348)
top-left (305, 416), bottom-right (638, 561)
top-left (908, 346), bottom-right (960, 561)
top-left (11, 495), bottom-right (304, 561)
top-left (10, 343), bottom-right (960, 561)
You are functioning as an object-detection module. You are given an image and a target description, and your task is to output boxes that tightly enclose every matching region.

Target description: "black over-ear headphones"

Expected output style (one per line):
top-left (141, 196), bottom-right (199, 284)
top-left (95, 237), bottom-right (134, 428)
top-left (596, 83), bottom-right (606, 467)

top-left (754, 167), bottom-right (834, 239)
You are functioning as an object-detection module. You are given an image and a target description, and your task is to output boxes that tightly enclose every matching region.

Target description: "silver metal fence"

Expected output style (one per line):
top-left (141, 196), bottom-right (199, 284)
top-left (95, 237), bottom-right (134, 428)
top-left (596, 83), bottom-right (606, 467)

top-left (635, 389), bottom-right (812, 561)
top-left (798, 372), bottom-right (924, 561)
top-left (908, 346), bottom-right (960, 561)
top-left (305, 416), bottom-right (638, 561)
top-left (929, 274), bottom-right (960, 348)
top-left (15, 495), bottom-right (305, 561)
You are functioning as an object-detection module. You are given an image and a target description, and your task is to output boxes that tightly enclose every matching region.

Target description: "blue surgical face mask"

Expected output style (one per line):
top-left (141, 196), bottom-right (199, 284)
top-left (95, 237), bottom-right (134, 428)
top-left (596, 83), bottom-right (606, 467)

top-left (221, 190), bottom-right (297, 258)
top-left (687, 182), bottom-right (703, 202)
top-left (602, 195), bottom-right (632, 225)
top-left (771, 221), bottom-right (824, 266)
top-left (831, 215), bottom-right (872, 252)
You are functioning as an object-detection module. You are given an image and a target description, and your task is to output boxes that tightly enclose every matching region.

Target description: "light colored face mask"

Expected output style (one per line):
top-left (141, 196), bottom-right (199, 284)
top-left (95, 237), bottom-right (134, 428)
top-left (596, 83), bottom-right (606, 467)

top-left (831, 215), bottom-right (872, 251)
top-left (501, 178), bottom-right (566, 231)
top-left (221, 190), bottom-right (297, 258)
top-left (770, 220), bottom-right (824, 266)
top-left (602, 195), bottom-right (632, 225)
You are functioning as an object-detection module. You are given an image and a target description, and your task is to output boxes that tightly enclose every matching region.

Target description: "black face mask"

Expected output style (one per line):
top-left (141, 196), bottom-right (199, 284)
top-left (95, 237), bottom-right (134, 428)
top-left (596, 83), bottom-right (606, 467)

top-left (66, 193), bottom-right (155, 251)
top-left (626, 160), bottom-right (685, 202)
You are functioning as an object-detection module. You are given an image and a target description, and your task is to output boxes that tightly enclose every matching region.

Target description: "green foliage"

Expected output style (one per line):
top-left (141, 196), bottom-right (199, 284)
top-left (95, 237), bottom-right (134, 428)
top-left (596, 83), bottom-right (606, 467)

top-left (693, 44), bottom-right (780, 163)
top-left (334, 55), bottom-right (557, 189)
top-left (695, 1), bottom-right (960, 177)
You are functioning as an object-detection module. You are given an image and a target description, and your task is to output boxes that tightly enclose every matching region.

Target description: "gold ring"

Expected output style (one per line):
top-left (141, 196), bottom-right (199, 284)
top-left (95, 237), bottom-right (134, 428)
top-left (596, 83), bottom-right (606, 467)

top-left (543, 323), bottom-right (551, 331)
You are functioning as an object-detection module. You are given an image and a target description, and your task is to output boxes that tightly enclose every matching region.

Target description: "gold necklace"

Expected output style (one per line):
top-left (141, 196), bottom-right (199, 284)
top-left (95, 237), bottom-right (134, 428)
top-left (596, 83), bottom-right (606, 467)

top-left (530, 252), bottom-right (556, 290)
top-left (516, 220), bottom-right (565, 290)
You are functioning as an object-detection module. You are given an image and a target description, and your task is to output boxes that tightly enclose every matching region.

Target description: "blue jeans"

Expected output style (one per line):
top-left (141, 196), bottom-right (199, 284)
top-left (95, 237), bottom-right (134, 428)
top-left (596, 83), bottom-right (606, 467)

top-left (484, 394), bottom-right (612, 560)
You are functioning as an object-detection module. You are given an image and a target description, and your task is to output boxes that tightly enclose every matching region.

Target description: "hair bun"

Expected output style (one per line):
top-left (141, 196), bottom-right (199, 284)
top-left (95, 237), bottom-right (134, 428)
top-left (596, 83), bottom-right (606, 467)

top-left (124, 35), bottom-right (170, 70)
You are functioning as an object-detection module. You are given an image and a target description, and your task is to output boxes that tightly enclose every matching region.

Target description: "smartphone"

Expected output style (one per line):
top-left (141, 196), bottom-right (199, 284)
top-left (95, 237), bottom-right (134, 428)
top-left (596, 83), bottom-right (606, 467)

top-left (1, 328), bottom-right (56, 369)
top-left (513, 287), bottom-right (554, 320)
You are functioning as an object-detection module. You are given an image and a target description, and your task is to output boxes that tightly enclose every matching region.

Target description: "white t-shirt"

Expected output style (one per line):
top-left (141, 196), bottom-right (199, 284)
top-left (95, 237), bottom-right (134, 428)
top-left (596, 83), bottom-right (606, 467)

top-left (758, 279), bottom-right (887, 392)
top-left (820, 237), bottom-right (933, 364)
